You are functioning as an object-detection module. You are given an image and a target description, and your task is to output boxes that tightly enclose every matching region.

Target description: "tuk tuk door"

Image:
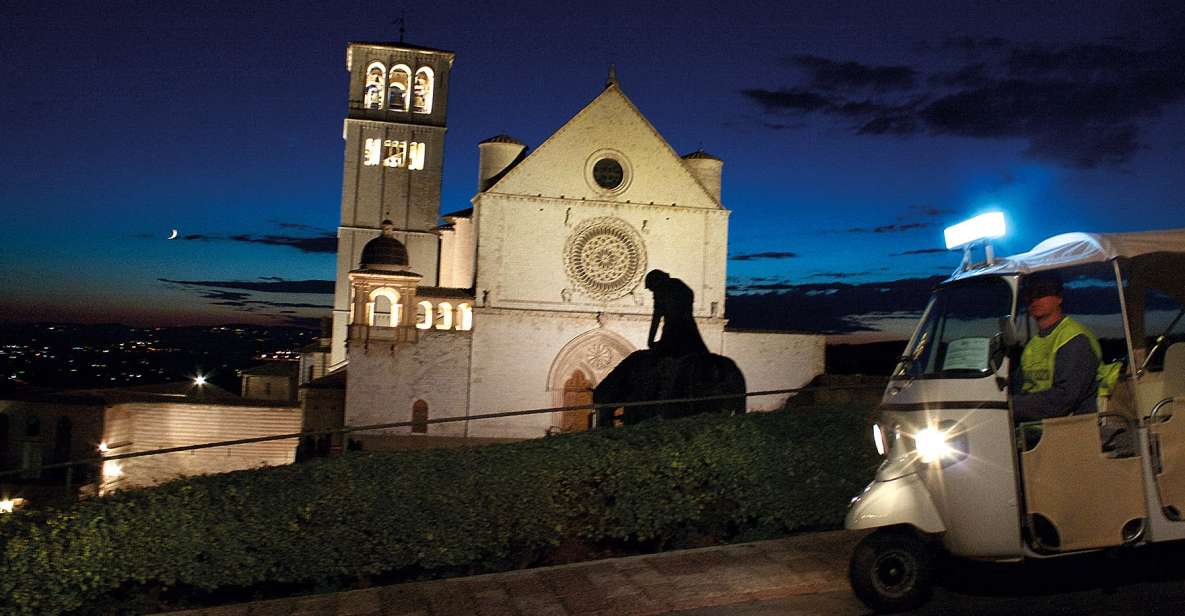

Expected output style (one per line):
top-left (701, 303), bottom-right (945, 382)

top-left (1016, 262), bottom-right (1148, 552)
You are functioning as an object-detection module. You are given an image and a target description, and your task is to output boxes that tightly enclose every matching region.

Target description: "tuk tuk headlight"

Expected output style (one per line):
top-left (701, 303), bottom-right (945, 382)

top-left (913, 422), bottom-right (969, 466)
top-left (914, 427), bottom-right (953, 463)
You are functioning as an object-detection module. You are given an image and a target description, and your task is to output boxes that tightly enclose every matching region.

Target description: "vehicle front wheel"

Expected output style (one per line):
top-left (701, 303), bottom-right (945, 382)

top-left (849, 527), bottom-right (936, 613)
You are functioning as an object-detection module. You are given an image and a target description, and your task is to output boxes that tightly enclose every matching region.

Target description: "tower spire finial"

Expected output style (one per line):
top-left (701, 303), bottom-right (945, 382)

top-left (606, 64), bottom-right (618, 89)
top-left (393, 12), bottom-right (406, 43)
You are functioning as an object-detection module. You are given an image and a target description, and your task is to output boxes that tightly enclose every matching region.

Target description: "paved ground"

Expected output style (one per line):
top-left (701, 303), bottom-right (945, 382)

top-left (164, 530), bottom-right (864, 616)
top-left (676, 540), bottom-right (1185, 616)
top-left (163, 530), bottom-right (1185, 615)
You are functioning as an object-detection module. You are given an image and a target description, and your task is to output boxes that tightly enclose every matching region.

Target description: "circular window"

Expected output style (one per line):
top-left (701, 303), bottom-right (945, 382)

top-left (564, 217), bottom-right (647, 300)
top-left (592, 158), bottom-right (624, 189)
top-left (585, 150), bottom-right (632, 194)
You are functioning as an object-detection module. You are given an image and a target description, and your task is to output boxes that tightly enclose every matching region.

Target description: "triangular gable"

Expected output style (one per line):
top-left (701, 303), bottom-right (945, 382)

top-left (486, 84), bottom-right (724, 209)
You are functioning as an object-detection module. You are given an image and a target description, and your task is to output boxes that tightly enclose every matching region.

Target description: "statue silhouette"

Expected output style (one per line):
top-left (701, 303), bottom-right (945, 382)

top-left (594, 270), bottom-right (745, 427)
top-left (646, 270), bottom-right (709, 357)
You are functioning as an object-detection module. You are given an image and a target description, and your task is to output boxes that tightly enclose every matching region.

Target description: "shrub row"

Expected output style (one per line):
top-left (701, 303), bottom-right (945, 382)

top-left (0, 405), bottom-right (879, 614)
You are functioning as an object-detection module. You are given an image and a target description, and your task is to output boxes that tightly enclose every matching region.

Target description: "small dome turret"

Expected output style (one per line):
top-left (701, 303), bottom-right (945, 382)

top-left (359, 220), bottom-right (409, 270)
top-left (682, 149), bottom-right (724, 201)
top-left (477, 135), bottom-right (527, 192)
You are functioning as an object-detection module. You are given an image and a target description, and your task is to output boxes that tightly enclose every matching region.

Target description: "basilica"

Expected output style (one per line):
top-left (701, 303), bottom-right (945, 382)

top-left (301, 41), bottom-right (824, 444)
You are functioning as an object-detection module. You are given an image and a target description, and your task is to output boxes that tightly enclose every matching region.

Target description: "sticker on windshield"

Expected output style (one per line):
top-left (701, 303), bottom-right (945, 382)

top-left (942, 337), bottom-right (990, 371)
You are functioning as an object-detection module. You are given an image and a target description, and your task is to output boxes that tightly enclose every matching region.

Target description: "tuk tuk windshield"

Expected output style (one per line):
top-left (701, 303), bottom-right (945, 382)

top-left (894, 277), bottom-right (1013, 380)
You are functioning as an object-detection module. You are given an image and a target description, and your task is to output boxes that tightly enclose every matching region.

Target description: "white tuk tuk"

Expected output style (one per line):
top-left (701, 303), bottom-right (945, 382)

top-left (845, 225), bottom-right (1185, 612)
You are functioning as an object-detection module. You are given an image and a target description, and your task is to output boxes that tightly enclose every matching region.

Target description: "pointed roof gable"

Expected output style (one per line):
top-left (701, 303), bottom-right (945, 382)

top-left (485, 84), bottom-right (724, 209)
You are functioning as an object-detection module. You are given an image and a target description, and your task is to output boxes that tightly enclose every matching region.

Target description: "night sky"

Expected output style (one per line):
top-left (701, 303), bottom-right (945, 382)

top-left (3, 1), bottom-right (1183, 339)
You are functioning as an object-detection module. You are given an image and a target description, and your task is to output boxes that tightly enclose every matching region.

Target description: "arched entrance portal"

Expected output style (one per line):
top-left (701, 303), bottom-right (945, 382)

top-left (548, 329), bottom-right (635, 432)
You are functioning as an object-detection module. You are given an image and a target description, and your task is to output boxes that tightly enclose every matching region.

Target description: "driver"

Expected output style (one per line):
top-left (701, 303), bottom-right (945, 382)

top-left (1012, 271), bottom-right (1103, 421)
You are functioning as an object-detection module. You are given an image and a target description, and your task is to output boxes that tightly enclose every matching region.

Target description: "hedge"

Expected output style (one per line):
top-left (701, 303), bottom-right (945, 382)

top-left (0, 405), bottom-right (879, 614)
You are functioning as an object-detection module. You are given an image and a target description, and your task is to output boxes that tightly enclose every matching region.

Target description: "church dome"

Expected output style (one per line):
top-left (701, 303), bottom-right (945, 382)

top-left (359, 220), bottom-right (408, 269)
top-left (681, 149), bottom-right (721, 161)
top-left (479, 134), bottom-right (524, 145)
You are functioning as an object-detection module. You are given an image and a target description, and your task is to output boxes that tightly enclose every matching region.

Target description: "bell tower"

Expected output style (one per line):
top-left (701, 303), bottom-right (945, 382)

top-left (330, 41), bottom-right (455, 365)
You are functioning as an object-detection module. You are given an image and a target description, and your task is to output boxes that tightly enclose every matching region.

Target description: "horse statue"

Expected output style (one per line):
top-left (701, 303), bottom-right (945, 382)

top-left (593, 270), bottom-right (747, 427)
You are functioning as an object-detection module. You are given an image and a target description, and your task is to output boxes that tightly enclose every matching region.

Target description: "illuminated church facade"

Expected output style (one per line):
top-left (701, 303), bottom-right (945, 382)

top-left (319, 41), bottom-right (823, 442)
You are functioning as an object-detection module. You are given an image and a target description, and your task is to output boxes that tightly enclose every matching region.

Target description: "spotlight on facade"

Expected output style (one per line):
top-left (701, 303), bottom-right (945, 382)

top-left (103, 460), bottom-right (123, 479)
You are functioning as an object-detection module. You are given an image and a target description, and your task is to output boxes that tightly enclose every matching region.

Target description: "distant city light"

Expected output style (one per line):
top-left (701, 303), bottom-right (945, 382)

top-left (944, 211), bottom-right (1006, 250)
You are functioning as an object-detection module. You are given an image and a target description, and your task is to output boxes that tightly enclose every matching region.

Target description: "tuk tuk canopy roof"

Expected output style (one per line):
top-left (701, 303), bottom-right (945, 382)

top-left (950, 228), bottom-right (1185, 281)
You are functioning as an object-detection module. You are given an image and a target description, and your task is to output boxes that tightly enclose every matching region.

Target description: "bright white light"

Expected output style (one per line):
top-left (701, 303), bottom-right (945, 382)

top-left (98, 442), bottom-right (110, 453)
top-left (194, 375), bottom-right (207, 386)
top-left (0, 499), bottom-right (14, 514)
top-left (915, 427), bottom-right (954, 463)
top-left (944, 212), bottom-right (1006, 250)
top-left (872, 423), bottom-right (886, 456)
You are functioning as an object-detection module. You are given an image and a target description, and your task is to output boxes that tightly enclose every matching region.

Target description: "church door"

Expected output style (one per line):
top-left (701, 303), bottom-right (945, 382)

top-left (560, 372), bottom-right (594, 432)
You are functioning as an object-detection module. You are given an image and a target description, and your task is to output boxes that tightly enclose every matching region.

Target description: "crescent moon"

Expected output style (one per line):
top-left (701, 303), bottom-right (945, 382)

top-left (168, 229), bottom-right (179, 240)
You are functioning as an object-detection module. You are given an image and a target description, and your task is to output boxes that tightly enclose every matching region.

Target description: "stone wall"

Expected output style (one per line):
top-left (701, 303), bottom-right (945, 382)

top-left (344, 330), bottom-right (472, 437)
top-left (721, 331), bottom-right (826, 411)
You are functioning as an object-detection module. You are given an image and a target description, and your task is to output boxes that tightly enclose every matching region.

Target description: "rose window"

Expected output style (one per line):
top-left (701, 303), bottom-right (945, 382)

top-left (564, 218), bottom-right (647, 300)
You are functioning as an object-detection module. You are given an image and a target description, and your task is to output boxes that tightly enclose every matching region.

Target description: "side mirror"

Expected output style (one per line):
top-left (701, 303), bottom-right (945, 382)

top-left (998, 317), bottom-right (1023, 350)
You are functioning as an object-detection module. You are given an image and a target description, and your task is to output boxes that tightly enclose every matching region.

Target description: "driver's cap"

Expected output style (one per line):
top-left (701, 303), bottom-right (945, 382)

top-left (1023, 270), bottom-right (1064, 301)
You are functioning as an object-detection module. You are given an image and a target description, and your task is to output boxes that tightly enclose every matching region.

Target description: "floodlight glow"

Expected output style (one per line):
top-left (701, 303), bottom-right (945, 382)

top-left (944, 212), bottom-right (1006, 249)
top-left (0, 499), bottom-right (14, 514)
top-left (194, 375), bottom-right (207, 386)
top-left (98, 442), bottom-right (110, 453)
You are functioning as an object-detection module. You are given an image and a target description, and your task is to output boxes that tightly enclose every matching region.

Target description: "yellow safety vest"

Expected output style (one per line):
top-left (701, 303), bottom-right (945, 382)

top-left (1020, 316), bottom-right (1118, 397)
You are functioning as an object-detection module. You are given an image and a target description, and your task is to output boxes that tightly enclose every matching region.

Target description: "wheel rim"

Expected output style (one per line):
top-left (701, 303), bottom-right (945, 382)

top-left (871, 549), bottom-right (917, 598)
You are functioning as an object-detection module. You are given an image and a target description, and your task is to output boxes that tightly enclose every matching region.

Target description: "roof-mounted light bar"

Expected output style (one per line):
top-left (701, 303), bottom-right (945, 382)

top-left (944, 212), bottom-right (1006, 250)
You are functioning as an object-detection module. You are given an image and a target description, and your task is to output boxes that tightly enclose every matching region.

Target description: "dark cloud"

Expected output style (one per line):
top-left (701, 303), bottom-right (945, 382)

top-left (730, 251), bottom-right (799, 261)
top-left (940, 36), bottom-right (1008, 53)
top-left (726, 276), bottom-right (945, 333)
top-left (159, 278), bottom-right (332, 320)
top-left (744, 34), bottom-right (1185, 168)
top-left (846, 222), bottom-right (932, 234)
top-left (807, 269), bottom-right (888, 279)
top-left (200, 290), bottom-right (251, 303)
top-left (789, 55), bottom-right (916, 92)
top-left (158, 278), bottom-right (334, 294)
top-left (227, 233), bottom-right (337, 253)
top-left (908, 205), bottom-right (954, 217)
top-left (929, 63), bottom-right (994, 88)
top-left (742, 88), bottom-right (833, 113)
top-left (164, 221), bottom-right (338, 253)
top-left (893, 248), bottom-right (948, 256)
top-left (728, 282), bottom-right (798, 292)
top-left (270, 221), bottom-right (327, 232)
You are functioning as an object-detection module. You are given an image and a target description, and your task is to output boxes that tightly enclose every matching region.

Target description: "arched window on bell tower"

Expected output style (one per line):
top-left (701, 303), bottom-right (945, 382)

top-left (364, 62), bottom-right (386, 110)
top-left (456, 303), bottom-right (473, 331)
top-left (412, 67), bottom-right (434, 114)
top-left (367, 287), bottom-right (401, 327)
top-left (388, 65), bottom-right (411, 111)
top-left (416, 301), bottom-right (433, 330)
top-left (435, 301), bottom-right (453, 330)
